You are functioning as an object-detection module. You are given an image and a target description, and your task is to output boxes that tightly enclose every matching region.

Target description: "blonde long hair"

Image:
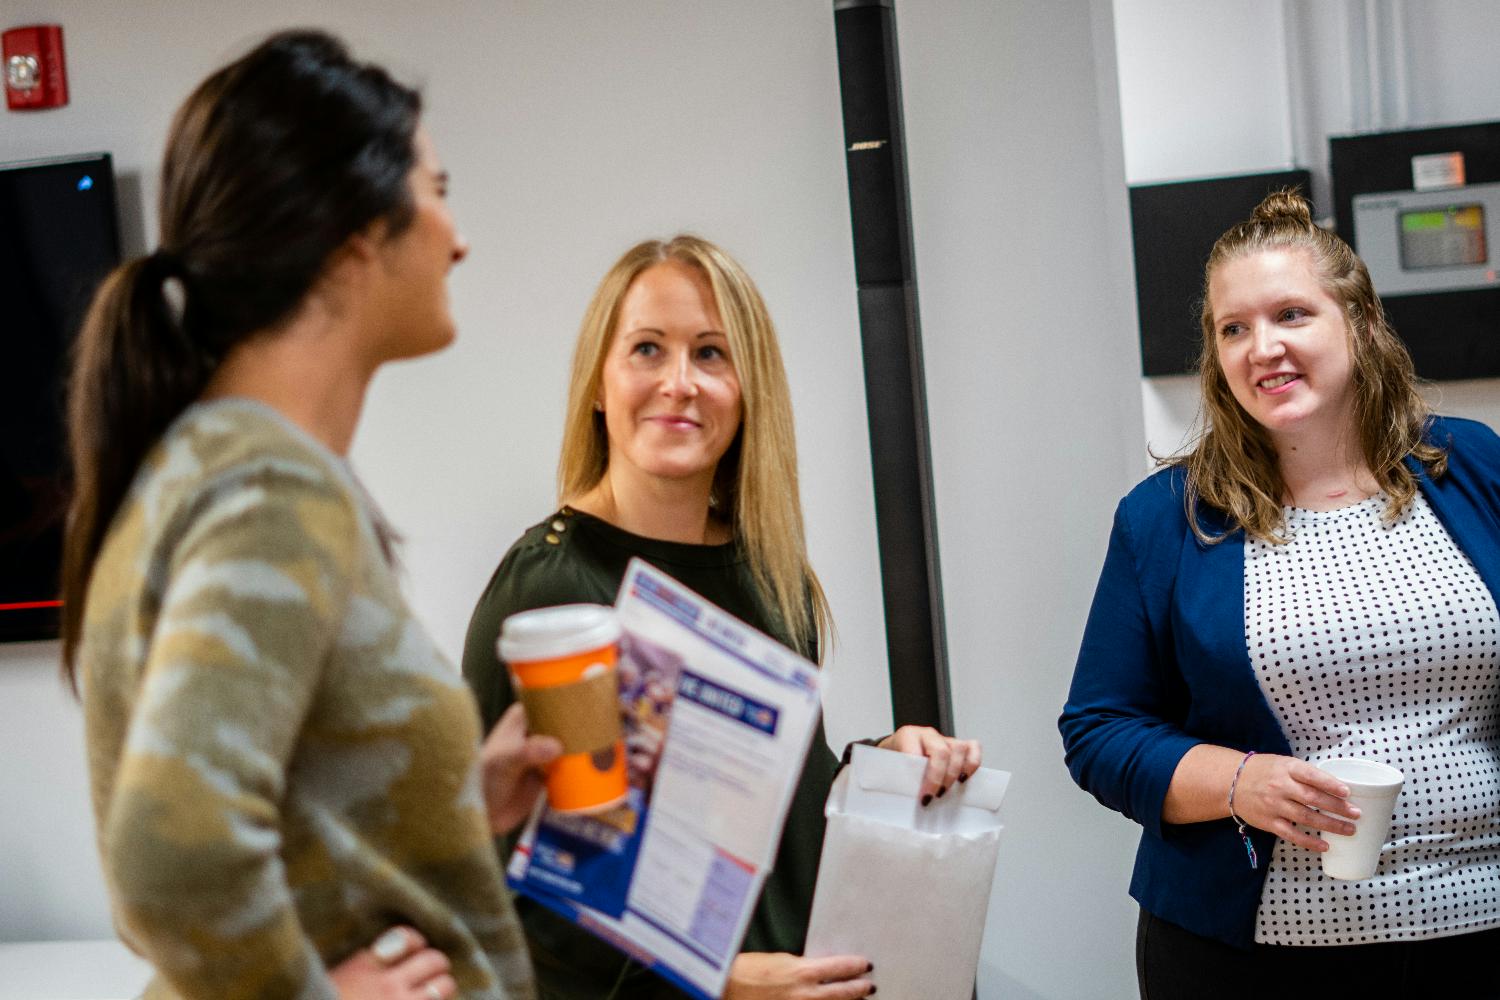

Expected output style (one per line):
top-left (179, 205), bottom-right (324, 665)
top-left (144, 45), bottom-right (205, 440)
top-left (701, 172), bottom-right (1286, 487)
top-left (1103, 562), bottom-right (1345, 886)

top-left (557, 236), bottom-right (832, 657)
top-left (1178, 188), bottom-right (1446, 544)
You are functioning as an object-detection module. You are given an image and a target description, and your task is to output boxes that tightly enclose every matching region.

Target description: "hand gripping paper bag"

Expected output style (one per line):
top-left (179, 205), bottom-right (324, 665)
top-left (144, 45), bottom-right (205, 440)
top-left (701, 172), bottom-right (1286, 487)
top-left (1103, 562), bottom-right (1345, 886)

top-left (805, 743), bottom-right (1011, 1000)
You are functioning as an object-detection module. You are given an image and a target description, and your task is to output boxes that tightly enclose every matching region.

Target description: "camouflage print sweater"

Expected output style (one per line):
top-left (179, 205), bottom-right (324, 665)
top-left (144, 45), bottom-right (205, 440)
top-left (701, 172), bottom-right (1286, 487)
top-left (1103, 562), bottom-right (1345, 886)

top-left (80, 399), bottom-right (534, 1000)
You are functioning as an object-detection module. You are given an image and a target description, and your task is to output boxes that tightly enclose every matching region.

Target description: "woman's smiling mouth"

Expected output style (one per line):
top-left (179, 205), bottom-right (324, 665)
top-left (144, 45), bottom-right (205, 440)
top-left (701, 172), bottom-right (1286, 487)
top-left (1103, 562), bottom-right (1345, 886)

top-left (1258, 373), bottom-right (1301, 392)
top-left (647, 414), bottom-right (701, 430)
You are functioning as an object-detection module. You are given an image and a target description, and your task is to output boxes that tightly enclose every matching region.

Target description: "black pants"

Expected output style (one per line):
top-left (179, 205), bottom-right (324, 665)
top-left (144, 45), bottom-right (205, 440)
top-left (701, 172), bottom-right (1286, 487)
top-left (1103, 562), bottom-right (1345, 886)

top-left (1137, 909), bottom-right (1500, 999)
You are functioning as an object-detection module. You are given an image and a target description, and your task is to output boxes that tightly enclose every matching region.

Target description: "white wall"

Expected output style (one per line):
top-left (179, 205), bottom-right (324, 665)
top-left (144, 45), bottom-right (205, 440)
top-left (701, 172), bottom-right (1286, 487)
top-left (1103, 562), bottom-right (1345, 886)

top-left (1115, 0), bottom-right (1500, 463)
top-left (1404, 0), bottom-right (1500, 124)
top-left (0, 644), bottom-right (115, 941)
top-left (1113, 0), bottom-right (1294, 184)
top-left (899, 2), bottom-right (1146, 996)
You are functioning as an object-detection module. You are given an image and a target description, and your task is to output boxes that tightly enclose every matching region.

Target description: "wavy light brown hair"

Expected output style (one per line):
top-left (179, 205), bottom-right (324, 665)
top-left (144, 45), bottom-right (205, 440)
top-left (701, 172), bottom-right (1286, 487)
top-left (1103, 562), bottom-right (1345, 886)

top-left (558, 236), bottom-right (831, 657)
top-left (1177, 188), bottom-right (1446, 544)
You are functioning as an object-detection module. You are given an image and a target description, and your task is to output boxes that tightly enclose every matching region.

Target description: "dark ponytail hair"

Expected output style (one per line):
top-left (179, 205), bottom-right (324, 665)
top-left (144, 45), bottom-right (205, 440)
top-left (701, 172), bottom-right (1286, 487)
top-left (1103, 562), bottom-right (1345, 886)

top-left (61, 30), bottom-right (421, 683)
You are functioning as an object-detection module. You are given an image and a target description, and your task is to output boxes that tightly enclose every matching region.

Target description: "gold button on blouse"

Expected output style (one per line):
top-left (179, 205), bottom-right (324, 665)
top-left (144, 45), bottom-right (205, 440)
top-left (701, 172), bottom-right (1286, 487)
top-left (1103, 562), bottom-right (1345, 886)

top-left (544, 533), bottom-right (560, 545)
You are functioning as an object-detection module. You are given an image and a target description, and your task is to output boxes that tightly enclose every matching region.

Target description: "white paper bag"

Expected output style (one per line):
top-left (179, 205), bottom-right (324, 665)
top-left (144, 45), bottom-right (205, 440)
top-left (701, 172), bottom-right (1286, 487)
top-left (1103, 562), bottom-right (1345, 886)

top-left (804, 743), bottom-right (1011, 1000)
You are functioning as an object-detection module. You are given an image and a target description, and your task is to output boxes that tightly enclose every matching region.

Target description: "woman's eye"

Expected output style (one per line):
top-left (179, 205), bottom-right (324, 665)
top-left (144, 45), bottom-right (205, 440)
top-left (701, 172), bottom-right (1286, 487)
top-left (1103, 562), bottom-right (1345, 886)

top-left (630, 341), bottom-right (660, 357)
top-left (1279, 307), bottom-right (1307, 323)
top-left (1219, 323), bottom-right (1243, 338)
top-left (696, 345), bottom-right (727, 362)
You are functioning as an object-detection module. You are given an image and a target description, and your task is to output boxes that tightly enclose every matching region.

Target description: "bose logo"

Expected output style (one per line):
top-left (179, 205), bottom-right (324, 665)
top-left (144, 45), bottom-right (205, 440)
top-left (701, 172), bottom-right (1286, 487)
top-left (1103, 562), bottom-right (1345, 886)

top-left (848, 140), bottom-right (888, 151)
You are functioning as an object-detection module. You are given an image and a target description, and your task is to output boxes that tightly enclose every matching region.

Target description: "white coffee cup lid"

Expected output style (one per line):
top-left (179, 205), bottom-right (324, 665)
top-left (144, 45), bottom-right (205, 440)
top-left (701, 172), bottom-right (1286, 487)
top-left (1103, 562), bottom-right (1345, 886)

top-left (498, 604), bottom-right (621, 663)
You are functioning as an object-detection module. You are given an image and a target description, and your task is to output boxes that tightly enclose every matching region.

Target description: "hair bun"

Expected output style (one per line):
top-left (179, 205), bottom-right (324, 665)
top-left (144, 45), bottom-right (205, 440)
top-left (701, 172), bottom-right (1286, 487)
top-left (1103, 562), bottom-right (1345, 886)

top-left (1250, 188), bottom-right (1313, 226)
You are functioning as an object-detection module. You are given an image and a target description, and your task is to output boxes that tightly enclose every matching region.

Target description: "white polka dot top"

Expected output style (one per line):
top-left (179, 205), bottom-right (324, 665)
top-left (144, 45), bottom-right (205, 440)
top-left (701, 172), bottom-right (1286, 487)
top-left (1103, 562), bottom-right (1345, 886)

top-left (1245, 491), bottom-right (1500, 946)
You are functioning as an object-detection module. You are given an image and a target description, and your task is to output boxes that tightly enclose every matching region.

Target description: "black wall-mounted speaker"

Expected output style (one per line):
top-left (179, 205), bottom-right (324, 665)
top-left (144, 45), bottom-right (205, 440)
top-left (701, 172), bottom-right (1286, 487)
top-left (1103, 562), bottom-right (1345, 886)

top-left (833, 0), bottom-right (953, 735)
top-left (834, 0), bottom-right (914, 286)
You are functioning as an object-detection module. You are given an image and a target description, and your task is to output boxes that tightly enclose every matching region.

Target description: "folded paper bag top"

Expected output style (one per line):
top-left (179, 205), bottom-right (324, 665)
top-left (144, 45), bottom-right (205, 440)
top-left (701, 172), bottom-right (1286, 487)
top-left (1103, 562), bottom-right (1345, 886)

top-left (841, 743), bottom-right (1011, 833)
top-left (806, 744), bottom-right (1012, 1000)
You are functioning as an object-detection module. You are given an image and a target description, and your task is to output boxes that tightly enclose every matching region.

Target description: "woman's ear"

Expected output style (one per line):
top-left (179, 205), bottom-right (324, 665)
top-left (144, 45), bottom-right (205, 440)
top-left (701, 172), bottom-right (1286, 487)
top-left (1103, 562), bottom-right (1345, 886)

top-left (315, 220), bottom-right (388, 310)
top-left (344, 215), bottom-right (390, 265)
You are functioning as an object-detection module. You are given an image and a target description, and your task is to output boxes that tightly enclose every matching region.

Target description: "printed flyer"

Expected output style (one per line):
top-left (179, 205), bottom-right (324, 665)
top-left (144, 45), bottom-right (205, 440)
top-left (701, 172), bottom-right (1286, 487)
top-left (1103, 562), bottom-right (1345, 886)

top-left (506, 558), bottom-right (822, 1000)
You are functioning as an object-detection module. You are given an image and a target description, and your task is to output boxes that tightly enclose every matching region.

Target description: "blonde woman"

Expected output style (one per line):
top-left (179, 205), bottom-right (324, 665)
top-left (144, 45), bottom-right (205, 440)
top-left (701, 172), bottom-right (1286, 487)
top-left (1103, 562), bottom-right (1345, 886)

top-left (1060, 190), bottom-right (1500, 996)
top-left (463, 236), bottom-right (981, 1000)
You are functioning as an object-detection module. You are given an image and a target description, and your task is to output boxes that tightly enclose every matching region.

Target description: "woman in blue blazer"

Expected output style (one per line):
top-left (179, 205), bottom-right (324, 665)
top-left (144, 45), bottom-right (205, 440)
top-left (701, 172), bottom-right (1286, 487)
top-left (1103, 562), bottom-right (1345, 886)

top-left (1061, 190), bottom-right (1500, 997)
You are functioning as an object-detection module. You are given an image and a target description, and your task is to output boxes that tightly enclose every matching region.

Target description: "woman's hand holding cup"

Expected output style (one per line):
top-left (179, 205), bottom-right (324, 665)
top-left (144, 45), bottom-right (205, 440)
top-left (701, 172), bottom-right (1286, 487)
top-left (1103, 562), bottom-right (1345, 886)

top-left (1231, 752), bottom-right (1360, 852)
top-left (480, 703), bottom-right (562, 835)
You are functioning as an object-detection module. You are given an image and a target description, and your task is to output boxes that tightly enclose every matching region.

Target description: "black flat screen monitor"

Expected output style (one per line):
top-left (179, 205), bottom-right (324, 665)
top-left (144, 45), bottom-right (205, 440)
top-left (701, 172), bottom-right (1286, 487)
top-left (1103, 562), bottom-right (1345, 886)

top-left (0, 153), bottom-right (120, 642)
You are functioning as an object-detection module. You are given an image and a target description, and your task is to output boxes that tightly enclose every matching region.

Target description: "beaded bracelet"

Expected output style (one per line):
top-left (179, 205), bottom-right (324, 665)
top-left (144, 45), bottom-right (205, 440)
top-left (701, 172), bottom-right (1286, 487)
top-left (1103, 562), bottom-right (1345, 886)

top-left (1227, 750), bottom-right (1259, 869)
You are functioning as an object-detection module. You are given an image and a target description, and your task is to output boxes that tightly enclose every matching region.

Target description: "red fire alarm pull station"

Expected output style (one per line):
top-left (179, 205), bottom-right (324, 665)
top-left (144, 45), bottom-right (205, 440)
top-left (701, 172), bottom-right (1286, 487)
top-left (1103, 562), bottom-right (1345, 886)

top-left (4, 24), bottom-right (68, 110)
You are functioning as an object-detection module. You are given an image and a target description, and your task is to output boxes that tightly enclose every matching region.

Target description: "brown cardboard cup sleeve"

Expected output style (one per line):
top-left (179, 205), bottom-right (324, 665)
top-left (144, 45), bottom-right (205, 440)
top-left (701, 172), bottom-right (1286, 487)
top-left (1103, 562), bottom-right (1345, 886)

top-left (516, 670), bottom-right (622, 756)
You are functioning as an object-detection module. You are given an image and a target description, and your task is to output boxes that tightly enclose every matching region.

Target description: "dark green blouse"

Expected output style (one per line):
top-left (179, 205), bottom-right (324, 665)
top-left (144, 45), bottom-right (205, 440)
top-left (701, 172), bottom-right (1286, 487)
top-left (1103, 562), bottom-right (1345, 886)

top-left (461, 507), bottom-right (840, 1000)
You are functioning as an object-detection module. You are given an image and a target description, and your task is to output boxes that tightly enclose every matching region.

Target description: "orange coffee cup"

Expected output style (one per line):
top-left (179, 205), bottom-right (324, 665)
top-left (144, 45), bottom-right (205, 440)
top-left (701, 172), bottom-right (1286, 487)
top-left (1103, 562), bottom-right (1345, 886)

top-left (498, 604), bottom-right (628, 814)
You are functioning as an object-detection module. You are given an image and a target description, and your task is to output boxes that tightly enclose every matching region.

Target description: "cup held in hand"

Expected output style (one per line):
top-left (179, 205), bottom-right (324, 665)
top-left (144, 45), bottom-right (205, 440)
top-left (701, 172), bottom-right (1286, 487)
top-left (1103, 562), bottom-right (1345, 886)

top-left (499, 604), bottom-right (628, 814)
top-left (1317, 757), bottom-right (1403, 881)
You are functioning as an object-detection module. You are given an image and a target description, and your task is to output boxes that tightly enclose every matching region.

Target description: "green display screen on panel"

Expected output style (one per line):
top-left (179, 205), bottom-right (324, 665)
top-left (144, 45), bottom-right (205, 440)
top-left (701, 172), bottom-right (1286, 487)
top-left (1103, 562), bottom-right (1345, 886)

top-left (1399, 204), bottom-right (1487, 270)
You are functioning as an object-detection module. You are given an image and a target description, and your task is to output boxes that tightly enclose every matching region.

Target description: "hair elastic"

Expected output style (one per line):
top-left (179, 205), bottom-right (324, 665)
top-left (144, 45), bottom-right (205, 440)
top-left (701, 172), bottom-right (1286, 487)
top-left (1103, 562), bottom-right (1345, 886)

top-left (1228, 749), bottom-right (1259, 869)
top-left (143, 248), bottom-right (187, 324)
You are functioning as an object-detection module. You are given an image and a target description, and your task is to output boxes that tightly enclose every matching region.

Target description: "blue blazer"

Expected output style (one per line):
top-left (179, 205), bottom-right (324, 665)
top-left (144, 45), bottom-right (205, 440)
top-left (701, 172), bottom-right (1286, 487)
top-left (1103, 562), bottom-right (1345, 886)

top-left (1059, 416), bottom-right (1500, 948)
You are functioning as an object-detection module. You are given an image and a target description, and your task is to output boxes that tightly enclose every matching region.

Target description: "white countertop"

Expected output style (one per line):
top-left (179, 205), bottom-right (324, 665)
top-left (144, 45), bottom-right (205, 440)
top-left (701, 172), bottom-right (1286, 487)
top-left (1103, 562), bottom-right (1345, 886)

top-left (0, 940), bottom-right (152, 1000)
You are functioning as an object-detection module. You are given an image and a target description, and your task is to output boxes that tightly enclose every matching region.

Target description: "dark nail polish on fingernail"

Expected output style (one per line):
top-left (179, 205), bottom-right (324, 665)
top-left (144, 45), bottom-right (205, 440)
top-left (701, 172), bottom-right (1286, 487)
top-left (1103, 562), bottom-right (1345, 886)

top-left (958, 772), bottom-right (969, 782)
top-left (868, 987), bottom-right (877, 995)
top-left (921, 794), bottom-right (933, 807)
top-left (865, 962), bottom-right (874, 973)
top-left (936, 785), bottom-right (946, 798)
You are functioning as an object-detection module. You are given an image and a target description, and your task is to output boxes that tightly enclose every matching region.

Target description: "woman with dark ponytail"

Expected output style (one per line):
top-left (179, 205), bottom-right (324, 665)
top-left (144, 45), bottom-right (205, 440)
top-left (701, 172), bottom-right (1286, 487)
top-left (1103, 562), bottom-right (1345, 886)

top-left (1061, 189), bottom-right (1500, 995)
top-left (64, 30), bottom-right (553, 1000)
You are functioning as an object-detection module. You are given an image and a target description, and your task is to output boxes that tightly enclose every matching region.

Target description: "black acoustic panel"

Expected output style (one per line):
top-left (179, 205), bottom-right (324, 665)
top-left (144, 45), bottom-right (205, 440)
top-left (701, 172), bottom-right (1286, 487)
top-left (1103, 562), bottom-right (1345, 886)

top-left (1377, 293), bottom-right (1500, 380)
top-left (1330, 122), bottom-right (1500, 381)
top-left (1130, 170), bottom-right (1312, 377)
top-left (834, 0), bottom-right (915, 286)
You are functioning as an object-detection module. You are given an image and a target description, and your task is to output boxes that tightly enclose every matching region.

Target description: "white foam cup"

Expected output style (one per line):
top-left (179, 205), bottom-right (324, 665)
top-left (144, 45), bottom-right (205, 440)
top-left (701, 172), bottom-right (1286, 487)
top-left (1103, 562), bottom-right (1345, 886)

top-left (1317, 758), bottom-right (1403, 881)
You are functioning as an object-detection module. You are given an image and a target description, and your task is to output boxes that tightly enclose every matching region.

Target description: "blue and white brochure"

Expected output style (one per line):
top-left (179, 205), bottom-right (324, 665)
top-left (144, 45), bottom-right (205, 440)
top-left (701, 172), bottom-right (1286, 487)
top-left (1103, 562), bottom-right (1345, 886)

top-left (506, 558), bottom-right (822, 1000)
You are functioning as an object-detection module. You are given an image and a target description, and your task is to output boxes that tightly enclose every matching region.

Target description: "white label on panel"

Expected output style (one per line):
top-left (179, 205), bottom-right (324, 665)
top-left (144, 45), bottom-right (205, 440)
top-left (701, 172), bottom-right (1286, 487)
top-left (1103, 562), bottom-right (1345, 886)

top-left (1412, 152), bottom-right (1466, 192)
